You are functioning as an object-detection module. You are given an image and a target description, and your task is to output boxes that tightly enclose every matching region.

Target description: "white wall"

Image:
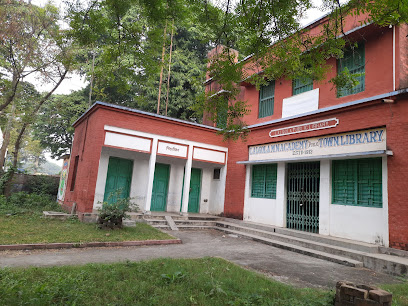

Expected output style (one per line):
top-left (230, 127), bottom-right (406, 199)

top-left (208, 166), bottom-right (227, 215)
top-left (243, 162), bottom-right (286, 226)
top-left (327, 157), bottom-right (389, 246)
top-left (93, 147), bottom-right (150, 211)
top-left (165, 163), bottom-right (184, 212)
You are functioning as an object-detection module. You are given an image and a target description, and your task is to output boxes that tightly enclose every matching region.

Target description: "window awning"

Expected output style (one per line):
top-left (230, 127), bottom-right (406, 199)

top-left (237, 150), bottom-right (393, 165)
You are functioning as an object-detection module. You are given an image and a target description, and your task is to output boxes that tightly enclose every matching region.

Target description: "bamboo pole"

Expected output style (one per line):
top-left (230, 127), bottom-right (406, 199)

top-left (157, 20), bottom-right (168, 114)
top-left (165, 20), bottom-right (174, 116)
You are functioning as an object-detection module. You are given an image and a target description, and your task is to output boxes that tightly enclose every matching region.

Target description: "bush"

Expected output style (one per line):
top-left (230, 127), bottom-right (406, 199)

top-left (0, 192), bottom-right (61, 215)
top-left (25, 175), bottom-right (59, 196)
top-left (97, 191), bottom-right (138, 229)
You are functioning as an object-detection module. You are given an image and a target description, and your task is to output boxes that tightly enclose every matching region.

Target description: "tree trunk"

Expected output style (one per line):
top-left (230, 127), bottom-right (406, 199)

top-left (0, 103), bottom-right (16, 175)
top-left (0, 72), bottom-right (20, 113)
top-left (3, 68), bottom-right (69, 196)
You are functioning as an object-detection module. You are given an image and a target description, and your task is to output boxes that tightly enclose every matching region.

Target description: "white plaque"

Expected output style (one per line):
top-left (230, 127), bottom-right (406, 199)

top-left (157, 141), bottom-right (188, 158)
top-left (193, 147), bottom-right (226, 164)
top-left (104, 132), bottom-right (151, 152)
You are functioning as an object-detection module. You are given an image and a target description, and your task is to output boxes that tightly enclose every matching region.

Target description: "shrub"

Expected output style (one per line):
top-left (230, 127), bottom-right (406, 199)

top-left (25, 175), bottom-right (59, 196)
top-left (0, 192), bottom-right (61, 215)
top-left (97, 191), bottom-right (138, 229)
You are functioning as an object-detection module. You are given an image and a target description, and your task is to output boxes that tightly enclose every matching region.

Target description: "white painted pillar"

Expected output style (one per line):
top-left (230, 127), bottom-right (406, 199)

top-left (180, 144), bottom-right (193, 214)
top-left (382, 156), bottom-right (389, 247)
top-left (275, 162), bottom-right (286, 227)
top-left (319, 160), bottom-right (330, 235)
top-left (144, 138), bottom-right (158, 212)
top-left (243, 164), bottom-right (251, 220)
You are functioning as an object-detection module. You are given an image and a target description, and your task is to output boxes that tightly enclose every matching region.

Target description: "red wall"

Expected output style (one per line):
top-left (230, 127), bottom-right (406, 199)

top-left (64, 106), bottom-right (226, 214)
top-left (240, 26), bottom-right (395, 126)
top-left (224, 96), bottom-right (408, 250)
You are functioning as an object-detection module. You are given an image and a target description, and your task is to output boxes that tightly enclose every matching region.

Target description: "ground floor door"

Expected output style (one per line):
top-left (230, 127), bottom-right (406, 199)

top-left (104, 157), bottom-right (133, 205)
top-left (287, 162), bottom-right (320, 233)
top-left (151, 163), bottom-right (170, 211)
top-left (188, 168), bottom-right (202, 213)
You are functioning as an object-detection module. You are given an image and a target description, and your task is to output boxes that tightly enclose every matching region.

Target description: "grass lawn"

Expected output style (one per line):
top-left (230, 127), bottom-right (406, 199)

top-left (0, 214), bottom-right (174, 244)
top-left (380, 282), bottom-right (408, 306)
top-left (0, 257), bottom-right (336, 305)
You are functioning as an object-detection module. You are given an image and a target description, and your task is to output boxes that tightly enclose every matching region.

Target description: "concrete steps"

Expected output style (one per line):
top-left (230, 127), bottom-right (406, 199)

top-left (215, 220), bottom-right (408, 276)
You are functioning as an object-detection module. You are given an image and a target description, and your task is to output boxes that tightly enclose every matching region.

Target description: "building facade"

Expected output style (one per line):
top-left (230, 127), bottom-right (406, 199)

top-left (63, 15), bottom-right (408, 250)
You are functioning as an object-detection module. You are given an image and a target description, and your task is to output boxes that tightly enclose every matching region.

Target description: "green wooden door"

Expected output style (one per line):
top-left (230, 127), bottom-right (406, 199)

top-left (151, 163), bottom-right (170, 211)
top-left (188, 168), bottom-right (201, 213)
top-left (104, 157), bottom-right (133, 205)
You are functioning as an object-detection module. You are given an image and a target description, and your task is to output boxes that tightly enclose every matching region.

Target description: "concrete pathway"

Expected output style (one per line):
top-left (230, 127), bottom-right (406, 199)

top-left (0, 230), bottom-right (401, 289)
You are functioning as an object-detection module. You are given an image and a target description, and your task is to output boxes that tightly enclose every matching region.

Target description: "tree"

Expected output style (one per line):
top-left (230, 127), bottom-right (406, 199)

top-left (0, 1), bottom-right (74, 194)
top-left (66, 0), bottom-right (408, 140)
top-left (66, 0), bottom-right (217, 115)
top-left (197, 0), bottom-right (408, 139)
top-left (33, 88), bottom-right (89, 159)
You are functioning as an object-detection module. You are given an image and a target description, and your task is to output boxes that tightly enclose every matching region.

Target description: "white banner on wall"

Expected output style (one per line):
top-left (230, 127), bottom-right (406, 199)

top-left (104, 132), bottom-right (151, 152)
top-left (193, 147), bottom-right (226, 164)
top-left (249, 128), bottom-right (386, 161)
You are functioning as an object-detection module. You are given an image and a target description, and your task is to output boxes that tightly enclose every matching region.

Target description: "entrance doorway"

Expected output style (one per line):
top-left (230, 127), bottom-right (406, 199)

top-left (188, 168), bottom-right (202, 213)
top-left (151, 163), bottom-right (170, 211)
top-left (286, 162), bottom-right (320, 233)
top-left (180, 168), bottom-right (202, 213)
top-left (104, 157), bottom-right (133, 205)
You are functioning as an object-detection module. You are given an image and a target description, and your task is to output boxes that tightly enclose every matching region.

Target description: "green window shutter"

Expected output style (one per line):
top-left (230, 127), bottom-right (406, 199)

top-left (332, 158), bottom-right (382, 207)
top-left (357, 158), bottom-right (382, 207)
top-left (332, 160), bottom-right (356, 205)
top-left (251, 165), bottom-right (265, 197)
top-left (251, 164), bottom-right (277, 199)
top-left (338, 43), bottom-right (365, 97)
top-left (293, 77), bottom-right (313, 95)
top-left (259, 81), bottom-right (275, 118)
top-left (265, 164), bottom-right (277, 198)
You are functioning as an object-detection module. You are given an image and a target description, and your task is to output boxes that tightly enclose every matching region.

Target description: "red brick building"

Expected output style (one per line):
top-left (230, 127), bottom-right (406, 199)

top-left (63, 14), bottom-right (408, 250)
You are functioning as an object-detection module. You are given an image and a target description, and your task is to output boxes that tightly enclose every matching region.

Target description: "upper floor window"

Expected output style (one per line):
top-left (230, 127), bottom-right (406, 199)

top-left (216, 100), bottom-right (228, 128)
top-left (337, 43), bottom-right (365, 97)
top-left (259, 81), bottom-right (275, 118)
top-left (292, 77), bottom-right (313, 95)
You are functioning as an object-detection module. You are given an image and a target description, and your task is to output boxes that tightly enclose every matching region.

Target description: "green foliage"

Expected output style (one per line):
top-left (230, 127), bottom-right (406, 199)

top-left (97, 190), bottom-right (138, 229)
top-left (0, 258), bottom-right (338, 305)
top-left (0, 168), bottom-right (16, 195)
top-left (33, 88), bottom-right (89, 159)
top-left (161, 271), bottom-right (186, 284)
top-left (330, 67), bottom-right (365, 94)
top-left (0, 192), bottom-right (60, 215)
top-left (25, 175), bottom-right (59, 196)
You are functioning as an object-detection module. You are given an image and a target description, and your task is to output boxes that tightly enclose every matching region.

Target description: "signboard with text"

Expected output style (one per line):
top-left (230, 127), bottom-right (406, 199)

top-left (157, 141), bottom-right (188, 158)
top-left (249, 128), bottom-right (386, 161)
top-left (269, 118), bottom-right (339, 138)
